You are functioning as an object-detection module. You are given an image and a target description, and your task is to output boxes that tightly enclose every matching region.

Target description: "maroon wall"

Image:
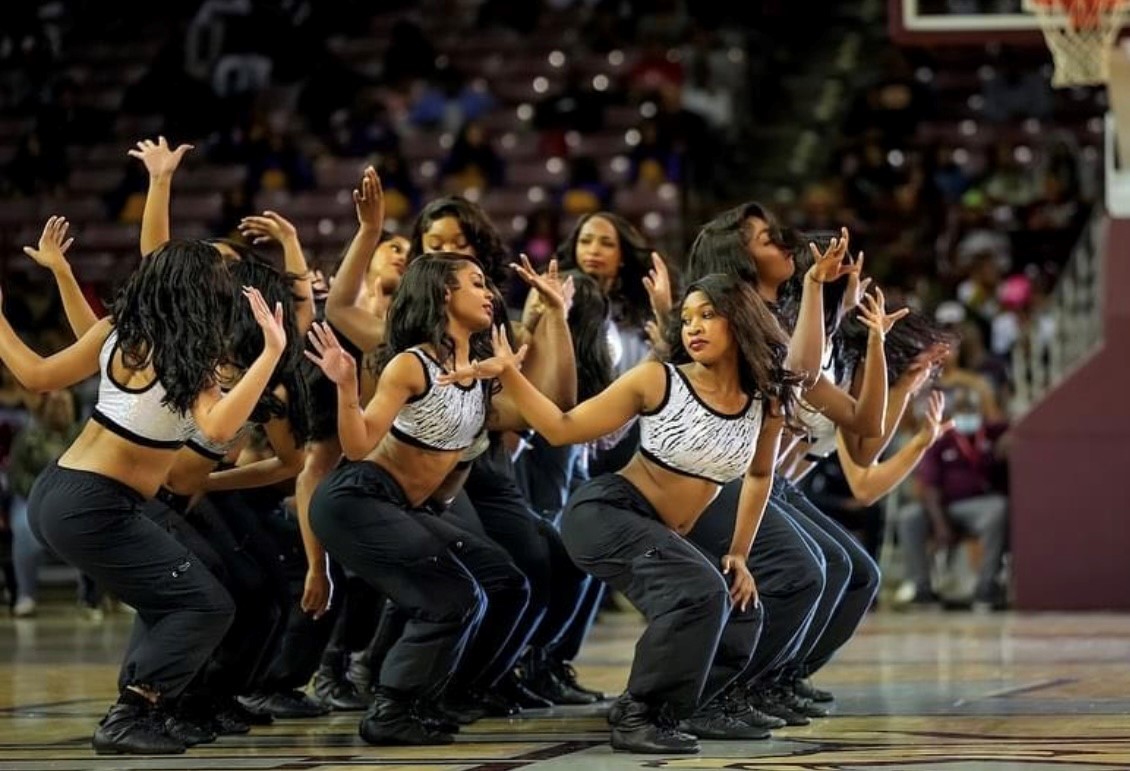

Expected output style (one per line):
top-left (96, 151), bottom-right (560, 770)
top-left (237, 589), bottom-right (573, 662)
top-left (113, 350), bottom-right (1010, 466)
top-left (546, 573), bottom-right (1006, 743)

top-left (1011, 217), bottom-right (1130, 610)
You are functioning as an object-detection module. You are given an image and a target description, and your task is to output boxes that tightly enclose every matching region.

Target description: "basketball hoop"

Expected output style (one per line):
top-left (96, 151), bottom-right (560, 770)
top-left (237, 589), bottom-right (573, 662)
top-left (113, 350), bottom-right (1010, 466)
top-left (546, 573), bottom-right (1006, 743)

top-left (1027, 0), bottom-right (1130, 86)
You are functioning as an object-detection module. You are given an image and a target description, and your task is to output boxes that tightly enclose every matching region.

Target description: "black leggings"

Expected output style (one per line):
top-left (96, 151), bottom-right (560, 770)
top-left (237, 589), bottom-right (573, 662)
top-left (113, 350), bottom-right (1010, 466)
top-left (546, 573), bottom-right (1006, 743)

top-left (28, 464), bottom-right (233, 700)
top-left (779, 479), bottom-right (880, 677)
top-left (311, 460), bottom-right (493, 697)
top-left (688, 477), bottom-right (827, 688)
top-left (464, 441), bottom-right (588, 674)
top-left (561, 474), bottom-right (761, 718)
top-left (142, 492), bottom-right (288, 698)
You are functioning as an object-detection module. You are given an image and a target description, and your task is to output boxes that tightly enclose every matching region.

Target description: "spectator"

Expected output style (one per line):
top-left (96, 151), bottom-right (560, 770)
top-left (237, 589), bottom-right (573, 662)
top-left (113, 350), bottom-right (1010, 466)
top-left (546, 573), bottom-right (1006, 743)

top-left (8, 389), bottom-right (89, 618)
top-left (560, 156), bottom-right (610, 216)
top-left (441, 120), bottom-right (504, 192)
top-left (896, 386), bottom-right (1010, 611)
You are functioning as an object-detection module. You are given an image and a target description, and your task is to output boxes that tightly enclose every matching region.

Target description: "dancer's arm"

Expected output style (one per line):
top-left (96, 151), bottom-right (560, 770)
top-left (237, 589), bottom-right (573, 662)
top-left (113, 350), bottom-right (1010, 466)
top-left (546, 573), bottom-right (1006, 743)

top-left (23, 217), bottom-right (101, 336)
top-left (439, 328), bottom-right (661, 446)
top-left (128, 136), bottom-right (193, 256)
top-left (0, 313), bottom-right (107, 392)
top-left (724, 409), bottom-right (785, 611)
top-left (192, 289), bottom-right (286, 443)
top-left (802, 290), bottom-right (905, 443)
top-left (239, 211), bottom-right (315, 334)
top-left (788, 229), bottom-right (853, 385)
top-left (324, 167), bottom-right (386, 350)
top-left (206, 395), bottom-right (307, 491)
top-left (304, 323), bottom-right (422, 460)
top-left (840, 343), bottom-right (946, 466)
top-left (510, 258), bottom-right (577, 412)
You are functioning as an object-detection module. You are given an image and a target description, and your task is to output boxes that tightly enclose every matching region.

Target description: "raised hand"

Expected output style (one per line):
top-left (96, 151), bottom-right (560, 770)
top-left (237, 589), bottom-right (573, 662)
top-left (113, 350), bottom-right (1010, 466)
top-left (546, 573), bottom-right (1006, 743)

top-left (840, 250), bottom-right (872, 314)
top-left (899, 342), bottom-right (949, 395)
top-left (127, 136), bottom-right (193, 178)
top-left (512, 255), bottom-right (570, 313)
top-left (243, 286), bottom-right (286, 355)
top-left (921, 389), bottom-right (955, 445)
top-left (807, 226), bottom-right (856, 284)
top-left (354, 166), bottom-right (385, 230)
top-left (305, 322), bottom-right (357, 386)
top-left (239, 211), bottom-right (299, 246)
top-left (857, 287), bottom-right (909, 340)
top-left (642, 251), bottom-right (673, 319)
top-left (23, 216), bottom-right (74, 272)
top-left (435, 326), bottom-right (529, 385)
top-left (721, 554), bottom-right (758, 612)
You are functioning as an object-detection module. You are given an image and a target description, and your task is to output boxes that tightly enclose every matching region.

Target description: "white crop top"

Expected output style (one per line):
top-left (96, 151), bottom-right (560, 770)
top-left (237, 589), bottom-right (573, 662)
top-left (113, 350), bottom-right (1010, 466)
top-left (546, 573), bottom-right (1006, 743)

top-left (639, 364), bottom-right (763, 485)
top-left (390, 348), bottom-right (487, 452)
top-left (90, 330), bottom-right (195, 449)
top-left (797, 345), bottom-right (838, 459)
top-left (186, 421), bottom-right (254, 462)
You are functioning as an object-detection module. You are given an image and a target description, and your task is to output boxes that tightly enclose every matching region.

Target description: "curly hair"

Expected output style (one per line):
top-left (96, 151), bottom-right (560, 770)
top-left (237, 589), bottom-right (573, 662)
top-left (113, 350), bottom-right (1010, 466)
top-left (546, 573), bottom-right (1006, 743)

top-left (565, 270), bottom-right (614, 402)
top-left (408, 196), bottom-right (510, 284)
top-left (836, 307), bottom-right (958, 386)
top-left (376, 253), bottom-right (496, 392)
top-left (226, 258), bottom-right (311, 444)
top-left (664, 273), bottom-right (802, 426)
top-left (109, 240), bottom-right (235, 414)
top-left (555, 211), bottom-right (654, 329)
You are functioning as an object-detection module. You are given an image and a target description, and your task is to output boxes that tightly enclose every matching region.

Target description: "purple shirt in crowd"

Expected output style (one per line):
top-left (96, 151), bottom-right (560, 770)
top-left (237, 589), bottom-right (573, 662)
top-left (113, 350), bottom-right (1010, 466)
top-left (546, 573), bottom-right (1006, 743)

top-left (916, 423), bottom-right (1008, 506)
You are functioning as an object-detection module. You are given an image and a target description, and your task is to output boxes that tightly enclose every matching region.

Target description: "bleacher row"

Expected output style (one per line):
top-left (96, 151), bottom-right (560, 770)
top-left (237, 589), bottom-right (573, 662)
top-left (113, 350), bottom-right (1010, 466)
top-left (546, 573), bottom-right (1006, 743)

top-left (0, 12), bottom-right (690, 278)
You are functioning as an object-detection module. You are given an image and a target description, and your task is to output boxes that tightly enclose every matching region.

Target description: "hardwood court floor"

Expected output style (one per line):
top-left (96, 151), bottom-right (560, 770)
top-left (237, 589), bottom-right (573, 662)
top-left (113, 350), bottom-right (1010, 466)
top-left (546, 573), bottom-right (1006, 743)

top-left (3, 608), bottom-right (1130, 771)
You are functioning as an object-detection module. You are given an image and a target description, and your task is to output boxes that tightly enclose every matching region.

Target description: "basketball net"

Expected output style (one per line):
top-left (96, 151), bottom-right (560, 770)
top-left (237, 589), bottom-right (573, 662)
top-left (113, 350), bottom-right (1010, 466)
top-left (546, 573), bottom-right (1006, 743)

top-left (1027, 0), bottom-right (1130, 86)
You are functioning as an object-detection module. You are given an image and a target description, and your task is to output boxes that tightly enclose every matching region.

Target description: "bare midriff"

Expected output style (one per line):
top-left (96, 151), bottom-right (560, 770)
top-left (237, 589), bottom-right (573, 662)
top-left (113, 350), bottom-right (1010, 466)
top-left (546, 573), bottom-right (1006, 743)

top-left (616, 455), bottom-right (724, 535)
top-left (57, 421), bottom-right (180, 498)
top-left (364, 433), bottom-right (465, 507)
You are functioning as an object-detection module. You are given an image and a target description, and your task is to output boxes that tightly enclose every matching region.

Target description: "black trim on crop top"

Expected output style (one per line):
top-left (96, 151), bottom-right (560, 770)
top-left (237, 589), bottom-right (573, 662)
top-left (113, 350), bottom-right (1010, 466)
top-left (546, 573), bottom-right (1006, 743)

top-left (91, 409), bottom-right (185, 450)
top-left (106, 341), bottom-right (159, 394)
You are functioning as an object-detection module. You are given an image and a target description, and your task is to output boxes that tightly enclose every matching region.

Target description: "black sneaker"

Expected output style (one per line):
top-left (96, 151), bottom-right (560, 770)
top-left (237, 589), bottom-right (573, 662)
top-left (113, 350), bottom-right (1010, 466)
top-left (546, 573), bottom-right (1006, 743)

top-left (413, 700), bottom-right (460, 734)
top-left (226, 695), bottom-right (274, 725)
top-left (550, 658), bottom-right (605, 701)
top-left (359, 688), bottom-right (453, 746)
top-left (773, 684), bottom-right (828, 719)
top-left (792, 677), bottom-right (835, 703)
top-left (750, 687), bottom-right (810, 726)
top-left (496, 672), bottom-right (554, 710)
top-left (92, 703), bottom-right (185, 755)
top-left (210, 705), bottom-right (250, 736)
top-left (722, 688), bottom-right (786, 730)
top-left (312, 669), bottom-right (370, 711)
top-left (159, 710), bottom-right (216, 747)
top-left (238, 690), bottom-right (329, 719)
top-left (608, 694), bottom-right (699, 755)
top-left (678, 700), bottom-right (770, 740)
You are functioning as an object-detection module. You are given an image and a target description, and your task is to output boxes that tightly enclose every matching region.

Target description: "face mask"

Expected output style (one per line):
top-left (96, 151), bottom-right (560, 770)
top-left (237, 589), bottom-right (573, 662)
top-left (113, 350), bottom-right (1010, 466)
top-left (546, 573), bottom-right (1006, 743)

top-left (953, 413), bottom-right (983, 435)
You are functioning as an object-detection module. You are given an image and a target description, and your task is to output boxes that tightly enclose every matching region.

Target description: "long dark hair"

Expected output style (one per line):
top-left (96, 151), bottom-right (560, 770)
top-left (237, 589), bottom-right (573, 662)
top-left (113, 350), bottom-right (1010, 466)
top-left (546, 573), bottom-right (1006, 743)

top-left (555, 211), bottom-right (653, 328)
top-left (226, 258), bottom-right (311, 444)
top-left (664, 273), bottom-right (801, 425)
top-left (376, 252), bottom-right (495, 378)
top-left (110, 240), bottom-right (235, 414)
top-left (837, 307), bottom-right (957, 386)
top-left (685, 202), bottom-right (786, 286)
top-left (408, 196), bottom-right (510, 284)
top-left (566, 270), bottom-right (614, 401)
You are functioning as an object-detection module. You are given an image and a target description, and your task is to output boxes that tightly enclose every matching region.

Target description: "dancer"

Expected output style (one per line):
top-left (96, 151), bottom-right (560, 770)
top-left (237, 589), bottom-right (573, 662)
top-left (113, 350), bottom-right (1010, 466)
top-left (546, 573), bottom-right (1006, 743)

top-left (443, 272), bottom-right (795, 754)
top-left (304, 252), bottom-right (559, 745)
top-left (7, 218), bottom-right (286, 755)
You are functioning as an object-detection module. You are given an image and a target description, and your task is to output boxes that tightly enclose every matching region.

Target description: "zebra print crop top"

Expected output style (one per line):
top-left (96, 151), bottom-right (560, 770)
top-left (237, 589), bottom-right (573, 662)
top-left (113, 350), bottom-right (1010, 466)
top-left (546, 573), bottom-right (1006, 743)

top-left (90, 330), bottom-right (196, 449)
top-left (390, 348), bottom-right (487, 452)
top-left (638, 364), bottom-right (763, 485)
top-left (797, 344), bottom-right (838, 460)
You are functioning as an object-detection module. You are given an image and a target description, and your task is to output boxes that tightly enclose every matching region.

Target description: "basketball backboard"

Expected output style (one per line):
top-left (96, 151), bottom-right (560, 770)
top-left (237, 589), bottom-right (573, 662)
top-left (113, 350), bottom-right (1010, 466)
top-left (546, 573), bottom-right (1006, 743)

top-left (891, 0), bottom-right (1130, 44)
